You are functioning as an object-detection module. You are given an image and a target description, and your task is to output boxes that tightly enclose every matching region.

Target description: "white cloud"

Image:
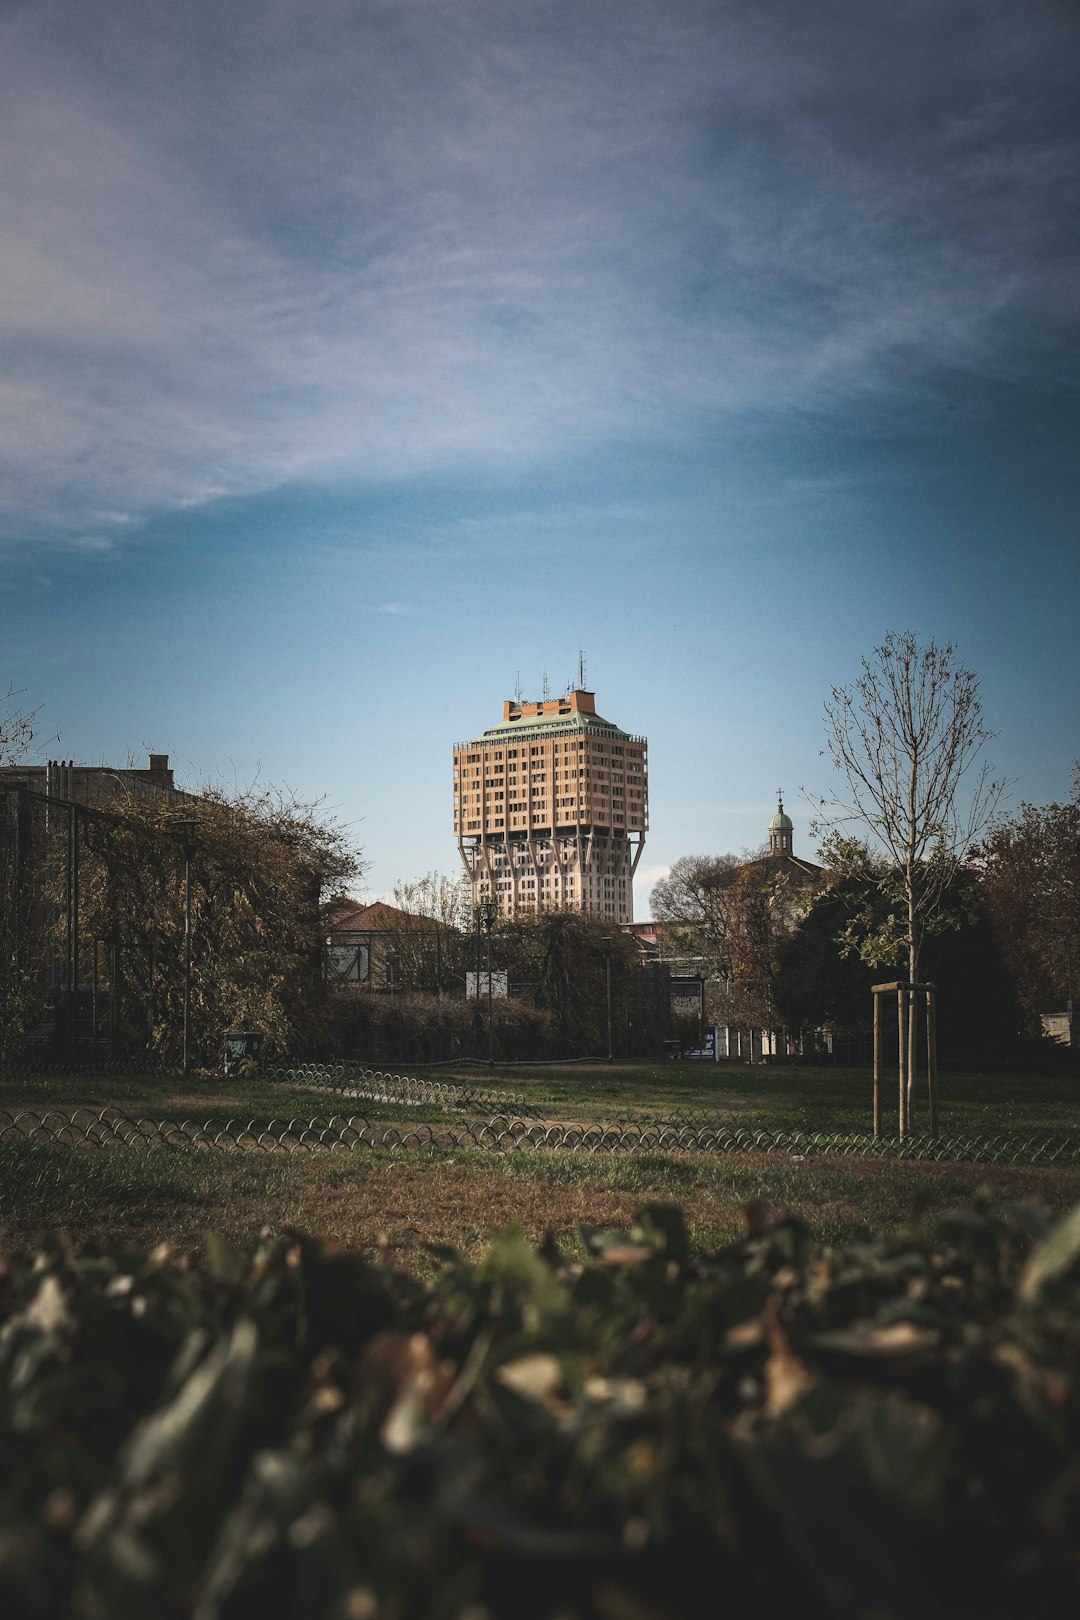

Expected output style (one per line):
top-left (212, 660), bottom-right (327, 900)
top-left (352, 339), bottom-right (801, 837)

top-left (1, 0), bottom-right (1076, 552)
top-left (634, 862), bottom-right (672, 901)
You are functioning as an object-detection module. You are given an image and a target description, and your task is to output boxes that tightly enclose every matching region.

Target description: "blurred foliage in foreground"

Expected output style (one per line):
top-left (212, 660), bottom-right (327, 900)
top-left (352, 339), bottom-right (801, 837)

top-left (2, 1199), bottom-right (1080, 1619)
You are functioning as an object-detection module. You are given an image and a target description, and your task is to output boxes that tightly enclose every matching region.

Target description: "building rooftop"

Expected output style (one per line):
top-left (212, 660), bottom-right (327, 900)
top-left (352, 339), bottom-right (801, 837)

top-left (324, 899), bottom-right (429, 933)
top-left (768, 796), bottom-right (794, 832)
top-left (478, 709), bottom-right (637, 743)
top-left (456, 686), bottom-right (644, 747)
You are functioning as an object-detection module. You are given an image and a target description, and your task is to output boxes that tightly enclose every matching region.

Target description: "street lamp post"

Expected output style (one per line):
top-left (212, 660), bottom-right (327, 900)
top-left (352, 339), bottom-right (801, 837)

top-left (170, 819), bottom-right (197, 1078)
top-left (483, 896), bottom-right (496, 1065)
top-left (1067, 936), bottom-right (1075, 1048)
top-left (474, 902), bottom-right (482, 1001)
top-left (603, 937), bottom-right (614, 1062)
top-left (386, 947), bottom-right (397, 1001)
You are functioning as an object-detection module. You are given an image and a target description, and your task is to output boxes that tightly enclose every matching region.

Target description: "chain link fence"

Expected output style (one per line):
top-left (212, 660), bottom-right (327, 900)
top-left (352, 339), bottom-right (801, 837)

top-left (264, 1061), bottom-right (541, 1115)
top-left (4, 1102), bottom-right (1079, 1167)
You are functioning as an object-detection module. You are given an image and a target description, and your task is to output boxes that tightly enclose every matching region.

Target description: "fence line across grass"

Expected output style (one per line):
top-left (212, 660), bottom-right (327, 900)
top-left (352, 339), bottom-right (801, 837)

top-left (3, 1102), bottom-right (1079, 1168)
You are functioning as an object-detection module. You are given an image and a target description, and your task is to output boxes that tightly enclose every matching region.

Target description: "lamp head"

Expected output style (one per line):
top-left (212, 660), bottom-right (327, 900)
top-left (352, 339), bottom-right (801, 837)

top-left (170, 818), bottom-right (198, 861)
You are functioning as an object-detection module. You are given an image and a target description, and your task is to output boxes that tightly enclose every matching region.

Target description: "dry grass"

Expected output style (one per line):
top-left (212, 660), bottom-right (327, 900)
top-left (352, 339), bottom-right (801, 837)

top-left (4, 1059), bottom-right (1080, 1276)
top-left (5, 1136), bottom-right (1080, 1277)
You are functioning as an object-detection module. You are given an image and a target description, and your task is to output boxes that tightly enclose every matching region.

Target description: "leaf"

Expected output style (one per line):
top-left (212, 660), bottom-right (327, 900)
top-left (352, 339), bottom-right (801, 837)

top-left (807, 1320), bottom-right (941, 1365)
top-left (495, 1353), bottom-right (566, 1407)
top-left (361, 1331), bottom-right (457, 1454)
top-left (631, 1206), bottom-right (689, 1268)
top-left (1017, 1201), bottom-right (1080, 1305)
top-left (762, 1298), bottom-right (814, 1419)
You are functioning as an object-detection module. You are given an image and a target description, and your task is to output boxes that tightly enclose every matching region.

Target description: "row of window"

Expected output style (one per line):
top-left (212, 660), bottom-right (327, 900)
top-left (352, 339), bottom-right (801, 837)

top-left (456, 742), bottom-right (646, 767)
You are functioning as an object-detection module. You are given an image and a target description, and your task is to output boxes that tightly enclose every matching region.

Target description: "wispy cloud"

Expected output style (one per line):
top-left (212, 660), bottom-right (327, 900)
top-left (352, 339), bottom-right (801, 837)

top-left (1, 0), bottom-right (1077, 552)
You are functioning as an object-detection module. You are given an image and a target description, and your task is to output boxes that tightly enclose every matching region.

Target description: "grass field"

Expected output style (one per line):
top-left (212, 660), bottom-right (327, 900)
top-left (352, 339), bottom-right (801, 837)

top-left (3, 1056), bottom-right (1079, 1131)
top-left (2, 1059), bottom-right (1079, 1271)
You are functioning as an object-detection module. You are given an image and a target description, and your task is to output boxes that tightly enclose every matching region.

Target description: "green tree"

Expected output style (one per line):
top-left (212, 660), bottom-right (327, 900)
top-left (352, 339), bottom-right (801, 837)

top-left (76, 785), bottom-right (361, 1063)
top-left (496, 910), bottom-right (640, 1056)
top-left (651, 850), bottom-right (817, 1040)
top-left (774, 879), bottom-right (879, 1036)
top-left (776, 859), bottom-right (1020, 1065)
top-left (976, 766), bottom-right (1080, 1037)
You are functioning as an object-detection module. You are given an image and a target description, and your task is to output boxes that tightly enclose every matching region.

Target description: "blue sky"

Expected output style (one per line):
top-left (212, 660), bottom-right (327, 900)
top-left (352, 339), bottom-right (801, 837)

top-left (3, 0), bottom-right (1078, 910)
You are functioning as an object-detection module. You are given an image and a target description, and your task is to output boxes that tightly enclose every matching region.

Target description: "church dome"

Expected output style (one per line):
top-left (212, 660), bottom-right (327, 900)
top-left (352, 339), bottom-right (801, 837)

top-left (769, 803), bottom-right (793, 832)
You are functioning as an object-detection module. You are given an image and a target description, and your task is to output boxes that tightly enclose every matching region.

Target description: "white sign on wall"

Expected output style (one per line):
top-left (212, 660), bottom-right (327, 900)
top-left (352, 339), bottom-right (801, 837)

top-left (466, 970), bottom-right (509, 1000)
top-left (326, 943), bottom-right (370, 983)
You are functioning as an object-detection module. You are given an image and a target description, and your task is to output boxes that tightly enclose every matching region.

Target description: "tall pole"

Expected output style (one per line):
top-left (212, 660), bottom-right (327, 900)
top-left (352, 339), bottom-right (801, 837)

top-left (485, 901), bottom-right (494, 1066)
top-left (605, 950), bottom-right (613, 1062)
top-left (697, 972), bottom-right (703, 1055)
top-left (92, 938), bottom-right (99, 1057)
top-left (171, 820), bottom-right (197, 1079)
top-left (926, 985), bottom-right (939, 1137)
top-left (183, 847), bottom-right (192, 1079)
top-left (475, 905), bottom-right (481, 1003)
top-left (109, 922), bottom-right (120, 1062)
top-left (63, 800), bottom-right (73, 1052)
top-left (71, 806), bottom-right (80, 1023)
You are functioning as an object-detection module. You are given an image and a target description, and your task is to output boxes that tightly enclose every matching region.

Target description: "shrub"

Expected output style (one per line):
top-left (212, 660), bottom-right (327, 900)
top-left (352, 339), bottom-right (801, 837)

top-left (1, 1197), bottom-right (1079, 1615)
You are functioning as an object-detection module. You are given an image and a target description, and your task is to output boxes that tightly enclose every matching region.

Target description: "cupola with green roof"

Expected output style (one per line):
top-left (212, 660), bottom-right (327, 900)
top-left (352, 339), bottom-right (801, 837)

top-left (768, 793), bottom-right (794, 856)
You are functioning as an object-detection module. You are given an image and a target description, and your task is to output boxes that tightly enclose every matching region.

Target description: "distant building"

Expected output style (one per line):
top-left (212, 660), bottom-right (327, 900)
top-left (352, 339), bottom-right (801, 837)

top-left (633, 795), bottom-right (823, 963)
top-left (0, 753), bottom-right (179, 805)
top-left (323, 899), bottom-right (421, 990)
top-left (633, 796), bottom-right (826, 1059)
top-left (752, 794), bottom-right (824, 914)
top-left (322, 898), bottom-right (460, 996)
top-left (453, 685), bottom-right (649, 922)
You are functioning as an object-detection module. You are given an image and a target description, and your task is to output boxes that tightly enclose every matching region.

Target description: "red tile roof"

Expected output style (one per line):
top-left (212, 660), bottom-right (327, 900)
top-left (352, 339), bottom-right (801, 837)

top-left (324, 899), bottom-right (424, 932)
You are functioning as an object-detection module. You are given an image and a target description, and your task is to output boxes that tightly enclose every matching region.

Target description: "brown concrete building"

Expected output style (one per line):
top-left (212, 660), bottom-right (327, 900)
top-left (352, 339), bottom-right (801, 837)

top-left (453, 685), bottom-right (648, 922)
top-left (0, 753), bottom-right (179, 806)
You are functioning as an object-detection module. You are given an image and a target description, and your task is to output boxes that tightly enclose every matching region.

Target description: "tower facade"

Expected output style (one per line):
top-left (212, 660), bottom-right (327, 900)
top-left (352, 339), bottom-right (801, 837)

top-left (453, 686), bottom-right (648, 921)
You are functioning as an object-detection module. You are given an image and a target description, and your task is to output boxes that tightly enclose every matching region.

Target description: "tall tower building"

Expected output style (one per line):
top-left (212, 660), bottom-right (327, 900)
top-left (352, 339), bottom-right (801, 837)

top-left (453, 685), bottom-right (649, 921)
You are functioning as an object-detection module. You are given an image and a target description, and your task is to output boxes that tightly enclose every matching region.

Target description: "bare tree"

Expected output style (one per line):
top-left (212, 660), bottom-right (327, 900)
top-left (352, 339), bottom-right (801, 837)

top-left (651, 852), bottom-right (812, 1044)
top-left (0, 686), bottom-right (41, 765)
top-left (650, 854), bottom-right (744, 975)
top-left (816, 632), bottom-right (1003, 1114)
top-left (389, 871), bottom-right (471, 994)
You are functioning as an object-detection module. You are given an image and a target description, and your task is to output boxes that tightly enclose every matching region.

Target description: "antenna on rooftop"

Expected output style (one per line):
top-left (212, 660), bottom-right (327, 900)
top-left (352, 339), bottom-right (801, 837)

top-left (578, 648), bottom-right (587, 690)
top-left (542, 672), bottom-right (550, 700)
top-left (514, 671), bottom-right (523, 704)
